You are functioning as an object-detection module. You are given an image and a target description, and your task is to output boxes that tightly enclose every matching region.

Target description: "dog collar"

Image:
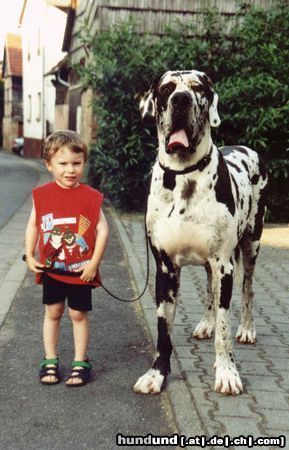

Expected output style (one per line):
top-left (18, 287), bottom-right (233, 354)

top-left (158, 148), bottom-right (213, 191)
top-left (158, 147), bottom-right (213, 175)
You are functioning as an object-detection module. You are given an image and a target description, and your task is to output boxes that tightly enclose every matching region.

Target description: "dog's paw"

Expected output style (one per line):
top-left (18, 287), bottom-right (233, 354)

top-left (236, 324), bottom-right (256, 344)
top-left (193, 319), bottom-right (215, 339)
top-left (214, 362), bottom-right (243, 395)
top-left (133, 369), bottom-right (165, 395)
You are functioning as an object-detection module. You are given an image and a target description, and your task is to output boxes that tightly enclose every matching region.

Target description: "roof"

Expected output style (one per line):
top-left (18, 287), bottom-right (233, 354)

top-left (2, 33), bottom-right (22, 78)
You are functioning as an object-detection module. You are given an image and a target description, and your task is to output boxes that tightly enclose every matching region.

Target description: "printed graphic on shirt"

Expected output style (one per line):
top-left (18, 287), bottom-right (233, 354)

top-left (41, 213), bottom-right (92, 271)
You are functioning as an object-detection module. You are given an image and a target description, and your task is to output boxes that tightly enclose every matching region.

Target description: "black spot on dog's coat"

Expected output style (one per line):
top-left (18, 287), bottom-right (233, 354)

top-left (181, 180), bottom-right (196, 200)
top-left (215, 152), bottom-right (235, 216)
top-left (163, 171), bottom-right (176, 191)
top-left (220, 273), bottom-right (233, 309)
top-left (226, 160), bottom-right (242, 173)
top-left (231, 174), bottom-right (240, 205)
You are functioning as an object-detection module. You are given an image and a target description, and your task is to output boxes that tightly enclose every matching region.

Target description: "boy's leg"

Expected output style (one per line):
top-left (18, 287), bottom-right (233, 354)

top-left (42, 302), bottom-right (65, 382)
top-left (66, 308), bottom-right (90, 385)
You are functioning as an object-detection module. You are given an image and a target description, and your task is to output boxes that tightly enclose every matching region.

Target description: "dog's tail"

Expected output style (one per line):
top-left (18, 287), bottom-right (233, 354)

top-left (233, 246), bottom-right (243, 290)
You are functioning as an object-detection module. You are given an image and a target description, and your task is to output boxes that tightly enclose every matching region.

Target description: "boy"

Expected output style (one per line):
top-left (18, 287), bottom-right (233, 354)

top-left (25, 130), bottom-right (109, 387)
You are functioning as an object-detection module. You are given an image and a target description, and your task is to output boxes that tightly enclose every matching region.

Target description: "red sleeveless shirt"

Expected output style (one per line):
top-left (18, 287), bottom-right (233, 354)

top-left (33, 182), bottom-right (104, 287)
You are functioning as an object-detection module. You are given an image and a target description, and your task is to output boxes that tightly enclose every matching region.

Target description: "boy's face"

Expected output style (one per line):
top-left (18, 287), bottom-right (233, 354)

top-left (45, 146), bottom-right (85, 189)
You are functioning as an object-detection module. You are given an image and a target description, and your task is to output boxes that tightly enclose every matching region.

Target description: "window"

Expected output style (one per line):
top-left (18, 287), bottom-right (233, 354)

top-left (27, 35), bottom-right (31, 61)
top-left (27, 95), bottom-right (32, 121)
top-left (37, 28), bottom-right (41, 56)
top-left (36, 92), bottom-right (41, 121)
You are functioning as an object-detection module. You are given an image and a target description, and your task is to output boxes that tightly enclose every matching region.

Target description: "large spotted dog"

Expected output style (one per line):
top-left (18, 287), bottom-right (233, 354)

top-left (134, 70), bottom-right (267, 395)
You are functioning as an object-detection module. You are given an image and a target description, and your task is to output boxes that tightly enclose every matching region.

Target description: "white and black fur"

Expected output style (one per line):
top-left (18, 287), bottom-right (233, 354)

top-left (134, 70), bottom-right (267, 395)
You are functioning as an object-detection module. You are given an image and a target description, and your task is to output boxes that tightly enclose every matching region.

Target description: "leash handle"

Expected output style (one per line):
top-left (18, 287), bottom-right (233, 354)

top-left (22, 255), bottom-right (83, 277)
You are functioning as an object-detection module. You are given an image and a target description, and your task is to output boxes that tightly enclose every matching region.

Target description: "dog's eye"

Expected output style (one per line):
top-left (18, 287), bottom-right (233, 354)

top-left (192, 84), bottom-right (204, 93)
top-left (160, 82), bottom-right (175, 97)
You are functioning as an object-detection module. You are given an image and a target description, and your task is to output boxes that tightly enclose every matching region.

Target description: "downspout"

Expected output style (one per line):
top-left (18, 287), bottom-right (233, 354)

top-left (56, 71), bottom-right (69, 88)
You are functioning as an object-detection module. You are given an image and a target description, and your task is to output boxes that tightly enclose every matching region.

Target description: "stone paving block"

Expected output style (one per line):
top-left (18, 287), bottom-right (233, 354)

top-left (256, 408), bottom-right (289, 431)
top-left (209, 393), bottom-right (258, 419)
top-left (174, 346), bottom-right (196, 359)
top-left (185, 372), bottom-right (207, 391)
top-left (262, 344), bottom-right (289, 357)
top-left (173, 333), bottom-right (195, 347)
top-left (246, 375), bottom-right (281, 392)
top-left (234, 345), bottom-right (262, 360)
top-left (240, 361), bottom-right (271, 376)
top-left (177, 358), bottom-right (206, 373)
top-left (276, 324), bottom-right (289, 334)
top-left (221, 416), bottom-right (262, 437)
top-left (267, 314), bottom-right (289, 325)
top-left (278, 370), bottom-right (289, 385)
top-left (252, 391), bottom-right (289, 410)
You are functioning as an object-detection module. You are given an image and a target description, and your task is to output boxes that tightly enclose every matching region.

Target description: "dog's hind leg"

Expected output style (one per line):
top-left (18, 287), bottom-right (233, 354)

top-left (134, 247), bottom-right (180, 394)
top-left (236, 171), bottom-right (267, 344)
top-left (193, 263), bottom-right (215, 339)
top-left (236, 233), bottom-right (260, 344)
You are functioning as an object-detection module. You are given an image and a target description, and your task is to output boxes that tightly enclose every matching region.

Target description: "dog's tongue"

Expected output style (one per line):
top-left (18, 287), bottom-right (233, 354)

top-left (168, 129), bottom-right (189, 151)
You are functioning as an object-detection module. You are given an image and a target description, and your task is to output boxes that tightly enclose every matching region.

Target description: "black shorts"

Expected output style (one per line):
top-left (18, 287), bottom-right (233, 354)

top-left (42, 274), bottom-right (92, 312)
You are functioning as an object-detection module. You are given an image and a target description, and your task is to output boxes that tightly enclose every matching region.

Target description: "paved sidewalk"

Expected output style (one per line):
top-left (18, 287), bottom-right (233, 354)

top-left (115, 212), bottom-right (289, 447)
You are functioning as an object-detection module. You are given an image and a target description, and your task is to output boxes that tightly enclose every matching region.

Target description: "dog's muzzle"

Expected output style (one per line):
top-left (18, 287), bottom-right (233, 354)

top-left (167, 91), bottom-right (192, 153)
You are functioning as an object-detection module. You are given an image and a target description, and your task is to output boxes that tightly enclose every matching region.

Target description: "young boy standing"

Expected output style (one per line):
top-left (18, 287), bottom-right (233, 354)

top-left (25, 130), bottom-right (109, 387)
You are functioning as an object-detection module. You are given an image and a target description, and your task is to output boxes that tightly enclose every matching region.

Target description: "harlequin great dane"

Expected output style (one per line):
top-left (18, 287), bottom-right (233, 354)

top-left (134, 70), bottom-right (267, 395)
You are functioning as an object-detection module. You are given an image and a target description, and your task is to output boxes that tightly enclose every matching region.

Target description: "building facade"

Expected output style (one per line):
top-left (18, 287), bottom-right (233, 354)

top-left (1, 33), bottom-right (23, 152)
top-left (21, 0), bottom-right (68, 157)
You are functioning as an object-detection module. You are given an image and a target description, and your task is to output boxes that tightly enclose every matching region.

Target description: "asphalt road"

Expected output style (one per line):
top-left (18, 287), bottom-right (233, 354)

top-left (0, 151), bottom-right (39, 228)
top-left (0, 153), bottom-right (176, 450)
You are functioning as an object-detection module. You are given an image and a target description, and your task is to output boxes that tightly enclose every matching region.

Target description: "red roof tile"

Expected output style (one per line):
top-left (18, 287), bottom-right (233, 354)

top-left (5, 33), bottom-right (22, 77)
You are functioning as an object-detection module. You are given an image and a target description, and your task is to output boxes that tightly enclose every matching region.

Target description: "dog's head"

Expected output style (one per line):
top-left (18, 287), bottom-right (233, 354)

top-left (140, 70), bottom-right (220, 157)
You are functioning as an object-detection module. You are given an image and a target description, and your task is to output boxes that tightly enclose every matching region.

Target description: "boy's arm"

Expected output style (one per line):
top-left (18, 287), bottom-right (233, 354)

top-left (79, 208), bottom-right (109, 282)
top-left (25, 202), bottom-right (44, 273)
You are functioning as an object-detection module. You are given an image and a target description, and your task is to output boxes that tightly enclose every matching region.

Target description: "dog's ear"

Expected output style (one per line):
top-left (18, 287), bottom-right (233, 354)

top-left (209, 92), bottom-right (221, 128)
top-left (197, 73), bottom-right (221, 128)
top-left (139, 74), bottom-right (163, 127)
top-left (139, 90), bottom-right (156, 127)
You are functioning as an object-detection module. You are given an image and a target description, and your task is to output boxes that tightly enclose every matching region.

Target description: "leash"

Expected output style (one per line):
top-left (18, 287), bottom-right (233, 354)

top-left (99, 217), bottom-right (150, 302)
top-left (22, 215), bottom-right (150, 303)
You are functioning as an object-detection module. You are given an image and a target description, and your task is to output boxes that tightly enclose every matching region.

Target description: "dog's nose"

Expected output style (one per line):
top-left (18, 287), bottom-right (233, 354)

top-left (171, 91), bottom-right (192, 109)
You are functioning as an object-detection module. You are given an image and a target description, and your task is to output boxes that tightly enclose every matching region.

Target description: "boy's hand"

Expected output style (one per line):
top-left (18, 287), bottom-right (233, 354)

top-left (75, 262), bottom-right (98, 283)
top-left (26, 255), bottom-right (44, 274)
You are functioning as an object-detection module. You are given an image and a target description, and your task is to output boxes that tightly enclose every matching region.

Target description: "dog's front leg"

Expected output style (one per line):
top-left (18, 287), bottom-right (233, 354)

top-left (134, 248), bottom-right (180, 394)
top-left (210, 258), bottom-right (243, 395)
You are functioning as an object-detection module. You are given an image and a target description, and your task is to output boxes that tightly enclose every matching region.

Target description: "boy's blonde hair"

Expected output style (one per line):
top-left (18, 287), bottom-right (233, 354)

top-left (43, 130), bottom-right (88, 162)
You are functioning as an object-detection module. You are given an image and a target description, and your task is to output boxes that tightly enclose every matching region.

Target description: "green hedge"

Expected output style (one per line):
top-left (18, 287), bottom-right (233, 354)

top-left (77, 3), bottom-right (289, 221)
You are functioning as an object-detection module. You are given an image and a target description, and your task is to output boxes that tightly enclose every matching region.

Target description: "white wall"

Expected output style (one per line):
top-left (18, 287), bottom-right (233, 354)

top-left (22, 0), bottom-right (66, 140)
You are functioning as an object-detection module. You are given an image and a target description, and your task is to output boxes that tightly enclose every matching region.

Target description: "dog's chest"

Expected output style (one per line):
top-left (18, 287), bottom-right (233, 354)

top-left (147, 164), bottom-right (233, 266)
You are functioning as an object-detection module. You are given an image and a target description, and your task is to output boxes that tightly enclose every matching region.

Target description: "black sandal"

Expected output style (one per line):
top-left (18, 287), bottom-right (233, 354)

top-left (39, 357), bottom-right (60, 385)
top-left (65, 360), bottom-right (92, 387)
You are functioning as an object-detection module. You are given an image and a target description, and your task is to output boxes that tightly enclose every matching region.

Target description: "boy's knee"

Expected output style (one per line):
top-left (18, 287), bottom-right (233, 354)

top-left (69, 308), bottom-right (87, 322)
top-left (45, 302), bottom-right (65, 320)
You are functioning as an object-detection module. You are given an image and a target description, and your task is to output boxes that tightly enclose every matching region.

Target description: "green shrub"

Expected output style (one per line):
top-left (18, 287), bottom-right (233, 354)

top-left (77, 3), bottom-right (289, 220)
